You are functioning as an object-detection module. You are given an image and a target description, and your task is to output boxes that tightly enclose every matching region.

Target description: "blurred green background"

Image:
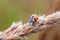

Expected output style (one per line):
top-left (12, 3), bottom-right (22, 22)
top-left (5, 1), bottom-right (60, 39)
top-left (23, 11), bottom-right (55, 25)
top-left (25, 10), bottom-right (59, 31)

top-left (0, 0), bottom-right (47, 40)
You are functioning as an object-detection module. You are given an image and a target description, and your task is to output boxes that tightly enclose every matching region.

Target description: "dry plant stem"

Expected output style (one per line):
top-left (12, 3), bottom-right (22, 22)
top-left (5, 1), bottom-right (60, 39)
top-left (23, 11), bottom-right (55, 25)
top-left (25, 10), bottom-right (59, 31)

top-left (0, 11), bottom-right (60, 40)
top-left (17, 11), bottom-right (60, 37)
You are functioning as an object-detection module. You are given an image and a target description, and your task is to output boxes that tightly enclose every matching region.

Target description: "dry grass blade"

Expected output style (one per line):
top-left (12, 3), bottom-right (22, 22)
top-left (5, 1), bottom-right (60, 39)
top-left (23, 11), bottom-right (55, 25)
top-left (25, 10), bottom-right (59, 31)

top-left (0, 11), bottom-right (60, 40)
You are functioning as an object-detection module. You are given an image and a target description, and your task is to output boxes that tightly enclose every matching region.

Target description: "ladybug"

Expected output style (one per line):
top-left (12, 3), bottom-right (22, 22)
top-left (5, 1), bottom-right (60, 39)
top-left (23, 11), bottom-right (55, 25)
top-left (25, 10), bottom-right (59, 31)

top-left (29, 14), bottom-right (38, 23)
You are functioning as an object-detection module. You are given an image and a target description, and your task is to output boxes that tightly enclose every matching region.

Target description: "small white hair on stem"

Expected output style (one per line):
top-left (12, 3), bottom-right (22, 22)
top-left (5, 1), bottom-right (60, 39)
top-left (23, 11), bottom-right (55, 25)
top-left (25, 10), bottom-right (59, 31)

top-left (0, 32), bottom-right (3, 35)
top-left (39, 14), bottom-right (46, 20)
